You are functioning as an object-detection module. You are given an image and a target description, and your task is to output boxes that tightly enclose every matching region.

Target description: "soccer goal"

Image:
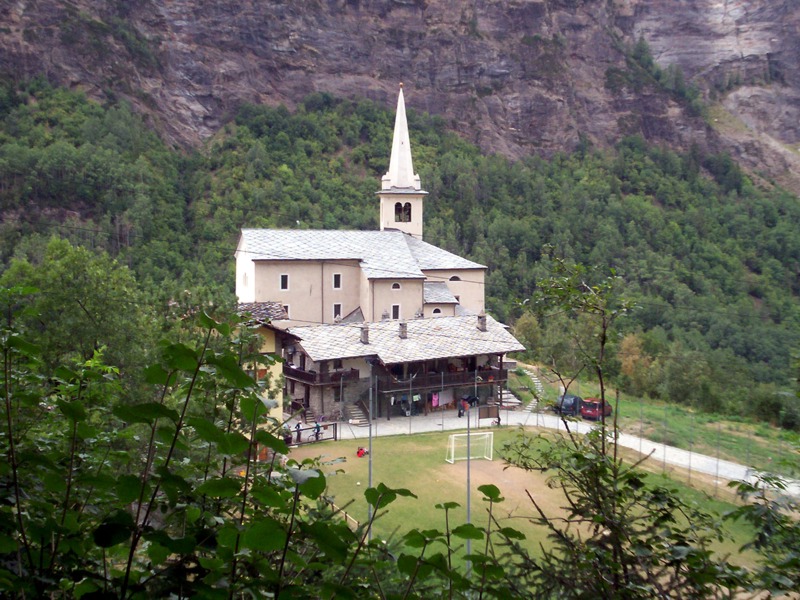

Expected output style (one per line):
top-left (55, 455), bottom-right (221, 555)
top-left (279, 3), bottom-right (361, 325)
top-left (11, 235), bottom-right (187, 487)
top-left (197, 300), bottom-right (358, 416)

top-left (445, 432), bottom-right (494, 464)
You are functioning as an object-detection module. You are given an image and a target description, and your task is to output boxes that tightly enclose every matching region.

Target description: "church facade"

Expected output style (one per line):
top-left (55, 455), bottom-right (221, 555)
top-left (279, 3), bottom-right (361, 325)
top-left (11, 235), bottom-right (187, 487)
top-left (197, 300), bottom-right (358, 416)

top-left (235, 85), bottom-right (524, 423)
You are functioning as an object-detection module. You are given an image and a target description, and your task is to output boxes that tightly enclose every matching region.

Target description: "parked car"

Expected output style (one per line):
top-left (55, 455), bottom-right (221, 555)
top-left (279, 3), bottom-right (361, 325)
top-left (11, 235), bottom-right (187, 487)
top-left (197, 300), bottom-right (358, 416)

top-left (580, 397), bottom-right (612, 420)
top-left (554, 394), bottom-right (582, 416)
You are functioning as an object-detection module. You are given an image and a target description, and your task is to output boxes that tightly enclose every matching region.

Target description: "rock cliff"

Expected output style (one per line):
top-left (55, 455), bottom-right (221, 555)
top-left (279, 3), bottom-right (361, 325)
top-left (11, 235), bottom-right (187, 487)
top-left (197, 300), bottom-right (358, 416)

top-left (1, 0), bottom-right (799, 190)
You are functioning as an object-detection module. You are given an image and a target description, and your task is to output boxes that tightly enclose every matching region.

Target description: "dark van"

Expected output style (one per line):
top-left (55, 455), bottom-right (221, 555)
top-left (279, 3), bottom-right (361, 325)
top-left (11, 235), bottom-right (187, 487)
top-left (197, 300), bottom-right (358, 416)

top-left (555, 394), bottom-right (582, 416)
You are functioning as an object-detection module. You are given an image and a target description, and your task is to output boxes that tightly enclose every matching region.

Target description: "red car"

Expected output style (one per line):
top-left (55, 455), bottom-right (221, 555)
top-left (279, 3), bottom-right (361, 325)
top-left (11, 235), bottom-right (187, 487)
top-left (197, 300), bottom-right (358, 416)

top-left (580, 397), bottom-right (612, 420)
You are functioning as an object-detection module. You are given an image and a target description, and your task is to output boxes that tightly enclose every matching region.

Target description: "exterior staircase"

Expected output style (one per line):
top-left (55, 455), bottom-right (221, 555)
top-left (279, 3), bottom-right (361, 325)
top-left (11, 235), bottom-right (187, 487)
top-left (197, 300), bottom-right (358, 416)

top-left (522, 369), bottom-right (545, 413)
top-left (344, 402), bottom-right (369, 426)
top-left (303, 406), bottom-right (319, 424)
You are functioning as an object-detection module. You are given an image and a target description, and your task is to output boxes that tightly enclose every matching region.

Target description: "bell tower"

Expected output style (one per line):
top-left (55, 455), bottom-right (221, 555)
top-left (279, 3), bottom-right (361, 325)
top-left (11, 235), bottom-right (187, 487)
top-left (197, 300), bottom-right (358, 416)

top-left (378, 84), bottom-right (427, 239)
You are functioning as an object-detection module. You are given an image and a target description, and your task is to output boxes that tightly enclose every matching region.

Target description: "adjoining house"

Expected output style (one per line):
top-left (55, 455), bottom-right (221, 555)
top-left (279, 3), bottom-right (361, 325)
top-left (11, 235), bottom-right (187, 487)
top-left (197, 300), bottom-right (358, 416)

top-left (236, 301), bottom-right (298, 422)
top-left (284, 313), bottom-right (523, 424)
top-left (236, 84), bottom-right (525, 424)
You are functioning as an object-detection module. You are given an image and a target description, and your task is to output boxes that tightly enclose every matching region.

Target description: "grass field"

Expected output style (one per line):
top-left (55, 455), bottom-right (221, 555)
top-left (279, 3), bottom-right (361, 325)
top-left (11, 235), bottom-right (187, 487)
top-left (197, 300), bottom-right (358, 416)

top-left (288, 425), bottom-right (756, 565)
top-left (508, 368), bottom-right (800, 479)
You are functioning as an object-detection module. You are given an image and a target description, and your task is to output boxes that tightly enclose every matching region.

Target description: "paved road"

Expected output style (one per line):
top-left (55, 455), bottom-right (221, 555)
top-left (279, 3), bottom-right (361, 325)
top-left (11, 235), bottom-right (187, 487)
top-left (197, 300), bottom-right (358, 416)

top-left (315, 406), bottom-right (800, 499)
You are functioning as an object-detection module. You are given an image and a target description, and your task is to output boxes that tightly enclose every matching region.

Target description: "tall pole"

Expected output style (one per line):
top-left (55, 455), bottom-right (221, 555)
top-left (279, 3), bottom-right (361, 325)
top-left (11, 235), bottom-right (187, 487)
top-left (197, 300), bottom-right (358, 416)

top-left (662, 403), bottom-right (668, 473)
top-left (441, 372), bottom-right (444, 430)
top-left (688, 412), bottom-right (694, 485)
top-left (408, 374), bottom-right (412, 435)
top-left (466, 401), bottom-right (471, 578)
top-left (368, 368), bottom-right (374, 541)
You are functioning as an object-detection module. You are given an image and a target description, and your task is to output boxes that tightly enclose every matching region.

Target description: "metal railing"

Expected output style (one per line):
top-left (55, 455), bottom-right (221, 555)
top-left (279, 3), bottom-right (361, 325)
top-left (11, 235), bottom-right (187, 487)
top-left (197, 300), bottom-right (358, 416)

top-left (376, 368), bottom-right (507, 394)
top-left (284, 365), bottom-right (361, 385)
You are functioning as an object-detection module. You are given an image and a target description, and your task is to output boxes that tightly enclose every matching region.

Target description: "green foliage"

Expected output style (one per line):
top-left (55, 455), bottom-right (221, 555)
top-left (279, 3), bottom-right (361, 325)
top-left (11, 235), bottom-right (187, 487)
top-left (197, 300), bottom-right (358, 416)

top-left (0, 237), bottom-right (157, 380)
top-left (727, 474), bottom-right (800, 594)
top-left (502, 428), bottom-right (749, 598)
top-left (1, 270), bottom-right (796, 596)
top-left (609, 36), bottom-right (705, 116)
top-left (502, 265), bottom-right (755, 597)
top-left (0, 81), bottom-right (798, 426)
top-left (0, 302), bottom-right (536, 598)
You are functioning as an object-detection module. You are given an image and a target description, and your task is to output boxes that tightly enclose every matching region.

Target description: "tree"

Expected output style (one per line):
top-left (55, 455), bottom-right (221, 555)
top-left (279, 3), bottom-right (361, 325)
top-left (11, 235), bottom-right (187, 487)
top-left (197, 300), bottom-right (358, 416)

top-left (0, 304), bottom-right (529, 598)
top-left (500, 260), bottom-right (748, 597)
top-left (0, 237), bottom-right (156, 381)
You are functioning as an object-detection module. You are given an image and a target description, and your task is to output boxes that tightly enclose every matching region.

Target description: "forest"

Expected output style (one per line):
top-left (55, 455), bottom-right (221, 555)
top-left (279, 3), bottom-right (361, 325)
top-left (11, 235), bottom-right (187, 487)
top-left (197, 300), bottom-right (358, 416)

top-left (0, 77), bottom-right (798, 427)
top-left (0, 76), bottom-right (799, 597)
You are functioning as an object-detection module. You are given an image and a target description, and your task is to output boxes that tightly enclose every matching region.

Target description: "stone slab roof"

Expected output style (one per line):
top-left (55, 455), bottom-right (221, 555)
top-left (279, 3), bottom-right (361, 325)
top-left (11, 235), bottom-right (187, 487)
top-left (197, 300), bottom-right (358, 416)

top-left (237, 302), bottom-right (288, 323)
top-left (404, 235), bottom-right (485, 271)
top-left (340, 306), bottom-right (364, 323)
top-left (289, 314), bottom-right (524, 364)
top-left (424, 281), bottom-right (458, 304)
top-left (238, 229), bottom-right (484, 279)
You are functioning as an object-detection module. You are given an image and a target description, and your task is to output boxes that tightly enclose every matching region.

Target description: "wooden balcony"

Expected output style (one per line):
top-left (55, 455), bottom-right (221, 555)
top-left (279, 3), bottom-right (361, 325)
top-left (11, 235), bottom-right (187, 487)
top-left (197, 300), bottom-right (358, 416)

top-left (376, 367), bottom-right (507, 394)
top-left (284, 365), bottom-right (361, 386)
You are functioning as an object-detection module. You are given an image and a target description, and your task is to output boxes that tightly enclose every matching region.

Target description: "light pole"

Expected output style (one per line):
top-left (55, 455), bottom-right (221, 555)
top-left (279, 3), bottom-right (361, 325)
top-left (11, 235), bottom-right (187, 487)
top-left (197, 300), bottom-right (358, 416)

top-left (366, 360), bottom-right (375, 541)
top-left (466, 398), bottom-right (471, 578)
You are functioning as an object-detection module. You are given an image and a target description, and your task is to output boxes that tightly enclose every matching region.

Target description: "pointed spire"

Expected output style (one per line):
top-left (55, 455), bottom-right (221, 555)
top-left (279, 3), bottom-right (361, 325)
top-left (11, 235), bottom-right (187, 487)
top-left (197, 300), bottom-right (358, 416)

top-left (382, 83), bottom-right (421, 191)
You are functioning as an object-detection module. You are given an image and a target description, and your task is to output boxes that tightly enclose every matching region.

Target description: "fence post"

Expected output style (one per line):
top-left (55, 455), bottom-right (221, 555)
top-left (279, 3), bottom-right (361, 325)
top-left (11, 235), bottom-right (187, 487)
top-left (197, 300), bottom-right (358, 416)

top-left (662, 403), bottom-right (668, 474)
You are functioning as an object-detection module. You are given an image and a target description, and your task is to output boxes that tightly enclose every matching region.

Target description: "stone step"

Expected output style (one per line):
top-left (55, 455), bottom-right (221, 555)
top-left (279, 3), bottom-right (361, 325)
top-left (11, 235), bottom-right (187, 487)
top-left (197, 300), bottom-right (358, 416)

top-left (345, 403), bottom-right (369, 426)
top-left (304, 407), bottom-right (319, 424)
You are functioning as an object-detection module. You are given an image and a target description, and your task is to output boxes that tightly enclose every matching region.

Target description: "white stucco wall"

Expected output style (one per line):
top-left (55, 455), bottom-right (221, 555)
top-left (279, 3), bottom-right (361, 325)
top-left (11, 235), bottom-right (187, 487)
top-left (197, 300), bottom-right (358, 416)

top-left (422, 269), bottom-right (486, 314)
top-left (252, 259), bottom-right (361, 323)
top-left (234, 239), bottom-right (257, 303)
top-left (423, 303), bottom-right (456, 318)
top-left (371, 278), bottom-right (424, 321)
top-left (379, 193), bottom-right (425, 239)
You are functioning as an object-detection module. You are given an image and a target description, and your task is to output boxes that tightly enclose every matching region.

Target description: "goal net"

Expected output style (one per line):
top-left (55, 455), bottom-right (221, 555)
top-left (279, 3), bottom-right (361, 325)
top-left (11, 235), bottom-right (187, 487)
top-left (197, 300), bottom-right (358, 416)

top-left (445, 432), bottom-right (494, 464)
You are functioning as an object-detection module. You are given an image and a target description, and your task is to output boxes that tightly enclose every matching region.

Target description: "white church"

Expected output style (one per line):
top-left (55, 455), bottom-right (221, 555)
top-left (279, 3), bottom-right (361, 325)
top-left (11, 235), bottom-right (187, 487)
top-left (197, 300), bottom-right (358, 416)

top-left (235, 85), bottom-right (524, 423)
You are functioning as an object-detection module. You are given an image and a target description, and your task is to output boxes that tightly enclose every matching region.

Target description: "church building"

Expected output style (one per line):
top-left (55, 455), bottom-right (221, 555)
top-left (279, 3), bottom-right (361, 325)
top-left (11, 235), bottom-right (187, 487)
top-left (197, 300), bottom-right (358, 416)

top-left (235, 85), bottom-right (524, 423)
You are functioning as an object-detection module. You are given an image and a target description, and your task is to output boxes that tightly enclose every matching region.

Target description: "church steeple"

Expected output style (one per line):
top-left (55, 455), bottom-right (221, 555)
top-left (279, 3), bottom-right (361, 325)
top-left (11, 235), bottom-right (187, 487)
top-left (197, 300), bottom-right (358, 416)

top-left (379, 84), bottom-right (427, 239)
top-left (382, 83), bottom-right (421, 191)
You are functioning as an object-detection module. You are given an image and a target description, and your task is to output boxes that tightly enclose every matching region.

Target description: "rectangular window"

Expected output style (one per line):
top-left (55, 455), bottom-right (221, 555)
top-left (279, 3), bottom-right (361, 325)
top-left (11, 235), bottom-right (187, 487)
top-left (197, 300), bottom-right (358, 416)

top-left (280, 274), bottom-right (289, 290)
top-left (333, 358), bottom-right (343, 370)
top-left (333, 303), bottom-right (342, 319)
top-left (333, 273), bottom-right (341, 289)
top-left (392, 304), bottom-right (400, 320)
top-left (283, 305), bottom-right (290, 318)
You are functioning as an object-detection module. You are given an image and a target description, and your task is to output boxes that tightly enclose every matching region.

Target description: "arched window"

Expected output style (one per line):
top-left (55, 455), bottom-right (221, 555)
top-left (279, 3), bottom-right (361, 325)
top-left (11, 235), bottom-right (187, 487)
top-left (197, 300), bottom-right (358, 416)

top-left (394, 202), bottom-right (403, 222)
top-left (449, 276), bottom-right (461, 282)
top-left (392, 283), bottom-right (401, 290)
top-left (432, 308), bottom-right (441, 315)
top-left (403, 202), bottom-right (412, 222)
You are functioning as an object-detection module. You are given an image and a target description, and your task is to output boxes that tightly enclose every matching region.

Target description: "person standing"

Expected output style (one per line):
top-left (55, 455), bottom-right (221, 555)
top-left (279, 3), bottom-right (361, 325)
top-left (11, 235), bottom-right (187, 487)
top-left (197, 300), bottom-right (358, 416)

top-left (295, 422), bottom-right (302, 443)
top-left (314, 421), bottom-right (321, 441)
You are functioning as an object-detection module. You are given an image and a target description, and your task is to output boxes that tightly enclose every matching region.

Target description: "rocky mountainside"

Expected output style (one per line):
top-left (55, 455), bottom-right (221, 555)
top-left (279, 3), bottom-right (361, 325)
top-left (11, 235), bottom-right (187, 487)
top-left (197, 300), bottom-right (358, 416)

top-left (2, 0), bottom-right (799, 191)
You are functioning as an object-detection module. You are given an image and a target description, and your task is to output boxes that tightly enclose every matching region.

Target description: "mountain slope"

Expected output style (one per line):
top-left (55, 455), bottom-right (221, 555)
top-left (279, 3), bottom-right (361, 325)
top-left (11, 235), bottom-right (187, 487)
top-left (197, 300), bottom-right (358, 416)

top-left (2, 0), bottom-right (799, 191)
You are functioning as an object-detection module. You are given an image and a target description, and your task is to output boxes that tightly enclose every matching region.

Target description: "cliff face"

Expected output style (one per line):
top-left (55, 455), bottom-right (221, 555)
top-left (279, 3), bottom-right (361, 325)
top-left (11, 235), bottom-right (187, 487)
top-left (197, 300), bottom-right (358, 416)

top-left (2, 0), bottom-right (799, 190)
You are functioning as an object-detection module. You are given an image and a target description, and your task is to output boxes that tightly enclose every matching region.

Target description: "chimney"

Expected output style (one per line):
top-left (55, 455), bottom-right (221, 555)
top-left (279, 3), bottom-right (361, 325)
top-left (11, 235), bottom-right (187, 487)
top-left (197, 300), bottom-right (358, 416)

top-left (399, 321), bottom-right (408, 339)
top-left (360, 323), bottom-right (369, 344)
top-left (477, 312), bottom-right (487, 332)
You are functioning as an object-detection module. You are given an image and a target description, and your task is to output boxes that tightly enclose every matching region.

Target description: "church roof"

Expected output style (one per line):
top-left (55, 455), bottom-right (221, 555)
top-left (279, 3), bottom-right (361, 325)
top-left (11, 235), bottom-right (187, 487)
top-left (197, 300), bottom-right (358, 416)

top-left (405, 235), bottom-right (485, 271)
top-left (289, 314), bottom-right (524, 364)
top-left (424, 282), bottom-right (458, 304)
top-left (238, 228), bottom-right (484, 279)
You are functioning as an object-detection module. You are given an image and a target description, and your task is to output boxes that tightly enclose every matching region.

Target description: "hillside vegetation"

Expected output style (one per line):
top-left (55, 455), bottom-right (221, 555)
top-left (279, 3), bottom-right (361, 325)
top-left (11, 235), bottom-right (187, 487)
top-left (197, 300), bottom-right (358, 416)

top-left (0, 79), bottom-right (798, 425)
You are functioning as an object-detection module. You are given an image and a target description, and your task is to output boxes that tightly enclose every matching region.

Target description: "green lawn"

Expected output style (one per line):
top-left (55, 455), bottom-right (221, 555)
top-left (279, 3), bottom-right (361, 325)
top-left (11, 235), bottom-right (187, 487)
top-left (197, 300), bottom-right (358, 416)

top-left (508, 369), bottom-right (800, 478)
top-left (292, 429), bottom-right (554, 550)
top-left (289, 427), bottom-right (758, 567)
